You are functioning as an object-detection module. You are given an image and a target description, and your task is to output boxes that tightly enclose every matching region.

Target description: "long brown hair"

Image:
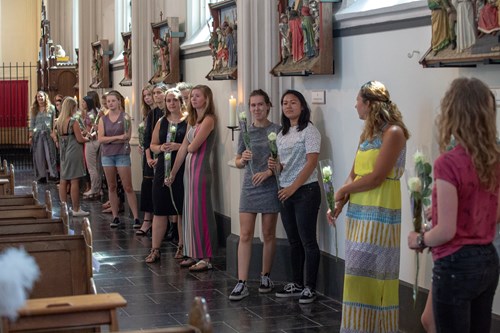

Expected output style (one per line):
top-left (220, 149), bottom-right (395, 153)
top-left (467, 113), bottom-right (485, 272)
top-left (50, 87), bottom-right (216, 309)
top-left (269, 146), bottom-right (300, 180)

top-left (56, 97), bottom-right (77, 135)
top-left (359, 81), bottom-right (410, 142)
top-left (31, 91), bottom-right (52, 118)
top-left (437, 77), bottom-right (500, 191)
top-left (186, 85), bottom-right (216, 126)
top-left (165, 88), bottom-right (187, 117)
top-left (141, 84), bottom-right (155, 120)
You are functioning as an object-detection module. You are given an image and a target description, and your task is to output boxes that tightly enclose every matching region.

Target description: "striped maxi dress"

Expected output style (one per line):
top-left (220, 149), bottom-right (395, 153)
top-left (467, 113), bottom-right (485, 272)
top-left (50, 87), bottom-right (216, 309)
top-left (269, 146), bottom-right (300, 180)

top-left (341, 136), bottom-right (406, 333)
top-left (182, 125), bottom-right (218, 259)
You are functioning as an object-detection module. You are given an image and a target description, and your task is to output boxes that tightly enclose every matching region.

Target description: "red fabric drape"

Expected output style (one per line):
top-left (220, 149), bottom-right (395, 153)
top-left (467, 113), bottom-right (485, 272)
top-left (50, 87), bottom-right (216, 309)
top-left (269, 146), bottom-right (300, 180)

top-left (0, 80), bottom-right (29, 128)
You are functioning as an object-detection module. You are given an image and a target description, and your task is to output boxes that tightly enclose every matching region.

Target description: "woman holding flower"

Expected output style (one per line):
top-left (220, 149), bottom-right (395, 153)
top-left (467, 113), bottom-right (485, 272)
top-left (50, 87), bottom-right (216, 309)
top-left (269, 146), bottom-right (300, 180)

top-left (146, 88), bottom-right (187, 263)
top-left (56, 97), bottom-right (89, 216)
top-left (229, 89), bottom-right (281, 301)
top-left (328, 81), bottom-right (409, 332)
top-left (30, 91), bottom-right (58, 183)
top-left (408, 77), bottom-right (500, 333)
top-left (135, 84), bottom-right (156, 236)
top-left (165, 85), bottom-right (218, 272)
top-left (82, 95), bottom-right (102, 199)
top-left (268, 90), bottom-right (321, 304)
top-left (98, 90), bottom-right (140, 228)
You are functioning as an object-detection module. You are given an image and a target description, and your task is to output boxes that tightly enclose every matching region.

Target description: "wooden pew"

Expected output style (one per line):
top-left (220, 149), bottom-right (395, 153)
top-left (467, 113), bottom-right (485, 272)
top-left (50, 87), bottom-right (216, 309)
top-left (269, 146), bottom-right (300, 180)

top-left (0, 181), bottom-right (40, 206)
top-left (122, 297), bottom-right (213, 333)
top-left (0, 162), bottom-right (15, 195)
top-left (0, 217), bottom-right (94, 298)
top-left (2, 293), bottom-right (127, 333)
top-left (0, 189), bottom-right (52, 211)
top-left (0, 159), bottom-right (7, 175)
top-left (0, 190), bottom-right (52, 220)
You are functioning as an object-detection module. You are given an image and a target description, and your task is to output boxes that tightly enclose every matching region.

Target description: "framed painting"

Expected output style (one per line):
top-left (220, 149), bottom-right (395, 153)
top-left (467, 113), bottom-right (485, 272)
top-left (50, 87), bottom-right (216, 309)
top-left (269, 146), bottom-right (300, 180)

top-left (149, 17), bottom-right (184, 84)
top-left (271, 0), bottom-right (335, 76)
top-left (206, 0), bottom-right (238, 80)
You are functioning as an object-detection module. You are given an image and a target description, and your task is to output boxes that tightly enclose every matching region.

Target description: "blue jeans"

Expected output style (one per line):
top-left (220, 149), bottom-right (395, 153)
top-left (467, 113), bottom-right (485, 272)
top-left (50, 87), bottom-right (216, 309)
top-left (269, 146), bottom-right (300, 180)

top-left (280, 182), bottom-right (321, 290)
top-left (432, 244), bottom-right (499, 333)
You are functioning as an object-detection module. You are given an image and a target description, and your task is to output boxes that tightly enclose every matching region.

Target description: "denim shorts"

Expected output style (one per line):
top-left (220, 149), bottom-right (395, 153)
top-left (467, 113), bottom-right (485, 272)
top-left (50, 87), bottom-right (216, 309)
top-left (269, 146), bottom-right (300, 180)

top-left (101, 154), bottom-right (131, 167)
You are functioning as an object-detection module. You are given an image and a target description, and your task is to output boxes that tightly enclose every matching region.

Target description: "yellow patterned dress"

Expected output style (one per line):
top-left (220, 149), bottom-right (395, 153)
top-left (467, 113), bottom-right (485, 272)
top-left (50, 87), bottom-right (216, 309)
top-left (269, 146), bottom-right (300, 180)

top-left (341, 136), bottom-right (406, 333)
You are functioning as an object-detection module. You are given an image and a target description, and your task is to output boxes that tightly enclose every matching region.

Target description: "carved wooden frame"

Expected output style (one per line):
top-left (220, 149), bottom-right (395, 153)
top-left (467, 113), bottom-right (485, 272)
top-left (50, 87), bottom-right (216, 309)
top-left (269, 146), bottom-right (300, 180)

top-left (206, 0), bottom-right (238, 81)
top-left (89, 39), bottom-right (112, 89)
top-left (149, 17), bottom-right (181, 85)
top-left (271, 0), bottom-right (334, 77)
top-left (119, 32), bottom-right (132, 86)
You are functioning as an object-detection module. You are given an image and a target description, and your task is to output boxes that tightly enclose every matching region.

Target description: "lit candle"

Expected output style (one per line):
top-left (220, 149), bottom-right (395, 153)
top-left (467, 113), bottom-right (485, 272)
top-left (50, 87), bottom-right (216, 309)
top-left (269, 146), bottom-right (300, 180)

top-left (124, 96), bottom-right (130, 115)
top-left (74, 95), bottom-right (78, 104)
top-left (229, 95), bottom-right (237, 127)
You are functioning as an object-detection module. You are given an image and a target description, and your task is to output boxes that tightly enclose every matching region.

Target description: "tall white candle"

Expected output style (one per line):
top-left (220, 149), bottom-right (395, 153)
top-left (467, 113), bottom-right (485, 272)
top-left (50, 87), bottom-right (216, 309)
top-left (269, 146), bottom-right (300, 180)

top-left (124, 96), bottom-right (131, 115)
top-left (229, 96), bottom-right (237, 127)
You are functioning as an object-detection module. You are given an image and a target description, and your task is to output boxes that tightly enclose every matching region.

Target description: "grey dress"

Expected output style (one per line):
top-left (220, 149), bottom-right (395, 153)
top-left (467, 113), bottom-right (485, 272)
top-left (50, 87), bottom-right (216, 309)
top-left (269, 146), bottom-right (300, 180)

top-left (238, 122), bottom-right (281, 213)
top-left (59, 118), bottom-right (86, 180)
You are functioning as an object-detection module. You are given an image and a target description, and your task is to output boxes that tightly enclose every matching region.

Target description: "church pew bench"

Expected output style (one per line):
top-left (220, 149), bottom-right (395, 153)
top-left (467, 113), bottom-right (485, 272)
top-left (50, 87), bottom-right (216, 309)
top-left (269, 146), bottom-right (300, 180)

top-left (1, 293), bottom-right (127, 333)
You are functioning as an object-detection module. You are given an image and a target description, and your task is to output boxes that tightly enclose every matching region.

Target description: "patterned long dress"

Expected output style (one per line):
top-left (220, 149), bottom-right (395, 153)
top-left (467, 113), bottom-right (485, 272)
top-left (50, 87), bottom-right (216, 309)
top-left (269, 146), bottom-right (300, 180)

top-left (182, 125), bottom-right (218, 259)
top-left (341, 136), bottom-right (406, 333)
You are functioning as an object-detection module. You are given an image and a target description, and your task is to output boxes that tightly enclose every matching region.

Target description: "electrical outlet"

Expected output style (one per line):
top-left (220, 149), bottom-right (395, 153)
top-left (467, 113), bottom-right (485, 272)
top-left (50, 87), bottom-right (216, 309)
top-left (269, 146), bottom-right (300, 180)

top-left (311, 90), bottom-right (325, 104)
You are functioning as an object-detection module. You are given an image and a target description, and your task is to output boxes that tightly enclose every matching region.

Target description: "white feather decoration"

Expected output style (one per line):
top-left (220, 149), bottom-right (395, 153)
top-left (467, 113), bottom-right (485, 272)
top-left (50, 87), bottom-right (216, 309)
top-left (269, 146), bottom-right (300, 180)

top-left (0, 247), bottom-right (40, 320)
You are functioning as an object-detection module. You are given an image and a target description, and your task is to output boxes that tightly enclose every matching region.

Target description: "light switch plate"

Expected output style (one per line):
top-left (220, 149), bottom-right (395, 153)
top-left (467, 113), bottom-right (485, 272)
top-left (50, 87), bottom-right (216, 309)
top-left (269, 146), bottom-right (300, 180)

top-left (311, 90), bottom-right (325, 104)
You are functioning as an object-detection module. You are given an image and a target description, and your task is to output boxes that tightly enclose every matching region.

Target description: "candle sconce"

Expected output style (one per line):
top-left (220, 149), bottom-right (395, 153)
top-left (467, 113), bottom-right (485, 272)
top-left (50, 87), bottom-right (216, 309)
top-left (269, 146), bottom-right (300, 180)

top-left (227, 125), bottom-right (240, 141)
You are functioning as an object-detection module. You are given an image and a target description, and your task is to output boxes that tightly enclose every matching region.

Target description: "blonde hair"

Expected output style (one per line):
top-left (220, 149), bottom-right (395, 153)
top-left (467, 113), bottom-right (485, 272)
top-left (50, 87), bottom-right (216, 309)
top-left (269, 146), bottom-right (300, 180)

top-left (31, 91), bottom-right (53, 118)
top-left (186, 85), bottom-right (216, 126)
top-left (437, 77), bottom-right (500, 191)
top-left (56, 97), bottom-right (77, 135)
top-left (359, 81), bottom-right (410, 142)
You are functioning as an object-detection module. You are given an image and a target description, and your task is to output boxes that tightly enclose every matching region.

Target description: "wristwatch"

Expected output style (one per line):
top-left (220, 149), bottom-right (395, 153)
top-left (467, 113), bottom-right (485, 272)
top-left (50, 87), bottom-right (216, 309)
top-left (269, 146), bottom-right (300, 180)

top-left (417, 232), bottom-right (426, 249)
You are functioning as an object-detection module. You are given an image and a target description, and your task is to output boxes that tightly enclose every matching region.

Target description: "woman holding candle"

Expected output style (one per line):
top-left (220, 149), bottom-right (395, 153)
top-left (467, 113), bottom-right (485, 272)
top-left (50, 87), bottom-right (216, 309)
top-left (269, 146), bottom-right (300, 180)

top-left (229, 89), bottom-right (281, 301)
top-left (98, 90), bottom-right (140, 228)
top-left (146, 88), bottom-right (187, 263)
top-left (165, 85), bottom-right (218, 272)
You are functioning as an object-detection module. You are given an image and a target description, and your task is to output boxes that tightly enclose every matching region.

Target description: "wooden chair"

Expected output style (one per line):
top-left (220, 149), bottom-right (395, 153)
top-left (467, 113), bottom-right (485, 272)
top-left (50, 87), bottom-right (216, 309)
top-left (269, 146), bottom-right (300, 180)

top-left (122, 297), bottom-right (213, 333)
top-left (1, 293), bottom-right (127, 333)
top-left (0, 181), bottom-right (40, 206)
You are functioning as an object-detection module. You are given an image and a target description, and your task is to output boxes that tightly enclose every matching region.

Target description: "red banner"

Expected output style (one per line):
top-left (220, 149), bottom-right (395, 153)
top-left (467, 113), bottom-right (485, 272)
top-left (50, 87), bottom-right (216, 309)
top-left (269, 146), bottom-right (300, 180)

top-left (0, 80), bottom-right (29, 128)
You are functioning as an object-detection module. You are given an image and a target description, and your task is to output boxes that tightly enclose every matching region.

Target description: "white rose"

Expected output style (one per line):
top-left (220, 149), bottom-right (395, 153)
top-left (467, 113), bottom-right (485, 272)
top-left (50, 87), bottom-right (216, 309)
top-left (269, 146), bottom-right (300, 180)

top-left (268, 132), bottom-right (277, 141)
top-left (413, 151), bottom-right (425, 164)
top-left (164, 153), bottom-right (171, 161)
top-left (239, 112), bottom-right (247, 120)
top-left (408, 177), bottom-right (422, 192)
top-left (322, 166), bottom-right (332, 178)
top-left (169, 125), bottom-right (176, 133)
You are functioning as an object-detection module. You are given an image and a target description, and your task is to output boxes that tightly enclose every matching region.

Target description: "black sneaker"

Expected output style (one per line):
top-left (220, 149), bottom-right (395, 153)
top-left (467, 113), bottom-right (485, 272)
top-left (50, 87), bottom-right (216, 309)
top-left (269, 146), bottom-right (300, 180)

top-left (133, 218), bottom-right (141, 229)
top-left (299, 287), bottom-right (316, 304)
top-left (258, 273), bottom-right (274, 293)
top-left (110, 217), bottom-right (121, 228)
top-left (275, 283), bottom-right (303, 298)
top-left (229, 281), bottom-right (249, 301)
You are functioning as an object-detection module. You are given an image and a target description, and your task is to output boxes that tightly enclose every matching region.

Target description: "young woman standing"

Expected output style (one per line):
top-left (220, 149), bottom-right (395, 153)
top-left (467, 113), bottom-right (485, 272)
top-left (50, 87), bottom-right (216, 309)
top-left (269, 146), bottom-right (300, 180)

top-left (229, 89), bottom-right (281, 301)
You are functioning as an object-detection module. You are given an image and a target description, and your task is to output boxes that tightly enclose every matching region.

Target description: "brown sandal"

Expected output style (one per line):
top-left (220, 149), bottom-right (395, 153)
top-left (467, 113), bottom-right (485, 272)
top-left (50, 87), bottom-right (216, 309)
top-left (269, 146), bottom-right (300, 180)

top-left (145, 248), bottom-right (161, 263)
top-left (174, 244), bottom-right (184, 259)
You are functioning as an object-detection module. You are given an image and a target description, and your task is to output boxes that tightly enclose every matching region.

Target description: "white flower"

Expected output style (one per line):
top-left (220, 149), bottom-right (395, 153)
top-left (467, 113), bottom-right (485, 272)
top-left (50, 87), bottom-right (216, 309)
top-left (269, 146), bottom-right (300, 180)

top-left (164, 152), bottom-right (171, 161)
top-left (88, 114), bottom-right (95, 120)
top-left (408, 177), bottom-right (422, 192)
top-left (413, 150), bottom-right (425, 164)
top-left (169, 125), bottom-right (177, 133)
top-left (138, 122), bottom-right (145, 129)
top-left (268, 132), bottom-right (277, 141)
top-left (239, 112), bottom-right (247, 120)
top-left (322, 166), bottom-right (332, 178)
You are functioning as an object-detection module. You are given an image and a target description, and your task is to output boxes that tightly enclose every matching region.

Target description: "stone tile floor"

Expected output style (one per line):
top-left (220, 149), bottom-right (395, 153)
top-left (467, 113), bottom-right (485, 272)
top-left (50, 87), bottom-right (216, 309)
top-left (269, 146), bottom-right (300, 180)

top-left (13, 166), bottom-right (342, 332)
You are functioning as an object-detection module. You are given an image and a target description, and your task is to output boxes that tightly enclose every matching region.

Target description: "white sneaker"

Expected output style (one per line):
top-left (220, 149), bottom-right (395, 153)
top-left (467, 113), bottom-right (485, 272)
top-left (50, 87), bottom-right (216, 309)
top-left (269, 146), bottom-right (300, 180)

top-left (72, 209), bottom-right (89, 217)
